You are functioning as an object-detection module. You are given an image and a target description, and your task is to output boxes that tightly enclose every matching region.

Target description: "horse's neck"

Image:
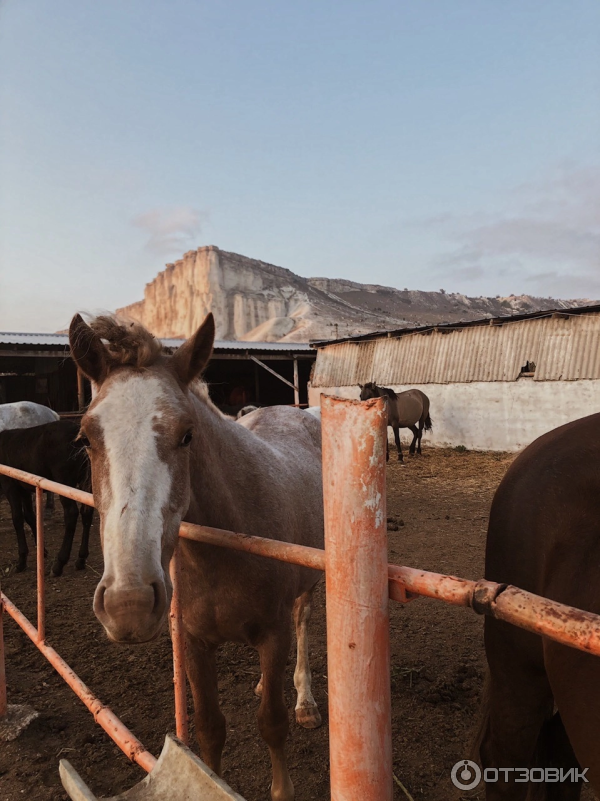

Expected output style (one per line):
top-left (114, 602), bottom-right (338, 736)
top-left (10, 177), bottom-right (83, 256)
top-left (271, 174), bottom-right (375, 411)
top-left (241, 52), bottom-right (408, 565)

top-left (186, 396), bottom-right (261, 531)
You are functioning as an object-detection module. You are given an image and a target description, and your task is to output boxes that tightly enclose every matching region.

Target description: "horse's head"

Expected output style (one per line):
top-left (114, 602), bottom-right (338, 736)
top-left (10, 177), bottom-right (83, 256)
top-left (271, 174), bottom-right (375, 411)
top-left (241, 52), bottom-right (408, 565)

top-left (359, 382), bottom-right (379, 401)
top-left (69, 313), bottom-right (215, 643)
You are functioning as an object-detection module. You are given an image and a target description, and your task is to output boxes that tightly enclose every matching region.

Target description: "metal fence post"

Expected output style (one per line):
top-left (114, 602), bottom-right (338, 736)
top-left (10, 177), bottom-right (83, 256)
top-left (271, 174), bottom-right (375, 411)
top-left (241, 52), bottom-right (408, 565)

top-left (321, 395), bottom-right (393, 801)
top-left (35, 487), bottom-right (45, 643)
top-left (169, 545), bottom-right (189, 744)
top-left (0, 590), bottom-right (6, 720)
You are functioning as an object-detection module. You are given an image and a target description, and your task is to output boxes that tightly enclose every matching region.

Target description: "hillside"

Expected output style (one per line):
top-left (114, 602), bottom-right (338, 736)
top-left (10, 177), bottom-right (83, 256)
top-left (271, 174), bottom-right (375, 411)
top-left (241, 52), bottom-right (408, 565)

top-left (117, 246), bottom-right (594, 342)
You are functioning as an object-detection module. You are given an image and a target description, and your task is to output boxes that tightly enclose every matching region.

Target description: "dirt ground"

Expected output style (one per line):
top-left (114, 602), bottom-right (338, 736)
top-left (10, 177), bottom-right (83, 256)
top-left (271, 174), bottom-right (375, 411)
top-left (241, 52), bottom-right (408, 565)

top-left (0, 448), bottom-right (594, 801)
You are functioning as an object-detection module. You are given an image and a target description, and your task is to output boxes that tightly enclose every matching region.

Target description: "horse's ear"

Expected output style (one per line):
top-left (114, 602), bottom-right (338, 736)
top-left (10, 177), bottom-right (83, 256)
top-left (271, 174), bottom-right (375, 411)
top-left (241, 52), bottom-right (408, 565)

top-left (171, 313), bottom-right (215, 385)
top-left (358, 383), bottom-right (364, 389)
top-left (69, 314), bottom-right (109, 384)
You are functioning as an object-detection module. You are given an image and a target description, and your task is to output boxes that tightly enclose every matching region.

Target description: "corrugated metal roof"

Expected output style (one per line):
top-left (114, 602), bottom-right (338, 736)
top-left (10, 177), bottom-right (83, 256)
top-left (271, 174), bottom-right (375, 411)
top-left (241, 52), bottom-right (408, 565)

top-left (0, 332), bottom-right (313, 354)
top-left (311, 314), bottom-right (600, 386)
top-left (311, 303), bottom-right (600, 347)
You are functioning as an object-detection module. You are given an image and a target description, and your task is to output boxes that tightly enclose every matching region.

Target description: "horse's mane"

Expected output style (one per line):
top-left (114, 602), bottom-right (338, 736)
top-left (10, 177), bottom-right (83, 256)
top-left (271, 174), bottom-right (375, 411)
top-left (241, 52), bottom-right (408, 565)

top-left (90, 315), bottom-right (163, 368)
top-left (88, 315), bottom-right (226, 416)
top-left (365, 381), bottom-right (397, 400)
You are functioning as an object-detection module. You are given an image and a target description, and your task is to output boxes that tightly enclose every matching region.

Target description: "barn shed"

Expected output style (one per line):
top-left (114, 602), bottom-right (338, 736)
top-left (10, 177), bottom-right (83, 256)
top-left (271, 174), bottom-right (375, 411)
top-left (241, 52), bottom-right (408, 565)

top-left (309, 305), bottom-right (600, 451)
top-left (0, 332), bottom-right (315, 415)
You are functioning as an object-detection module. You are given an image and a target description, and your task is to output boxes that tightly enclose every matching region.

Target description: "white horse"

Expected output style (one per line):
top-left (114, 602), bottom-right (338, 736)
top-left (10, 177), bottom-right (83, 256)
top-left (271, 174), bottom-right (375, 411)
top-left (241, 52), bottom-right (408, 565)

top-left (0, 402), bottom-right (60, 514)
top-left (0, 401), bottom-right (59, 432)
top-left (69, 313), bottom-right (324, 801)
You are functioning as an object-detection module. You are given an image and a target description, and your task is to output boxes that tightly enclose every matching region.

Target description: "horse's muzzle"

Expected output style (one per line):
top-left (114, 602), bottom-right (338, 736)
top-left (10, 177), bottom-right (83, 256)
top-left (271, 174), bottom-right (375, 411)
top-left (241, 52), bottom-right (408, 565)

top-left (93, 578), bottom-right (168, 643)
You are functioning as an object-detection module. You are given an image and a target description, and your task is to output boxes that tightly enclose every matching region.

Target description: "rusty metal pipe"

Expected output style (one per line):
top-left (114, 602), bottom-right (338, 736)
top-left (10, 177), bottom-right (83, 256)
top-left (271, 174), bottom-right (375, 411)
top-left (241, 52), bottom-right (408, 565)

top-left (0, 592), bottom-right (156, 772)
top-left (169, 546), bottom-right (188, 744)
top-left (0, 596), bottom-right (6, 719)
top-left (179, 521), bottom-right (326, 571)
top-left (3, 466), bottom-right (600, 663)
top-left (0, 464), bottom-right (93, 507)
top-left (35, 487), bottom-right (45, 644)
top-left (322, 395), bottom-right (393, 801)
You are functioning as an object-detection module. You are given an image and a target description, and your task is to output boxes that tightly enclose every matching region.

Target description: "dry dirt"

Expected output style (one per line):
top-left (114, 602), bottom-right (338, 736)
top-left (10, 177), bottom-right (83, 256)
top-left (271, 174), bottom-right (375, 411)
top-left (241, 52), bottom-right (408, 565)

top-left (0, 448), bottom-right (594, 800)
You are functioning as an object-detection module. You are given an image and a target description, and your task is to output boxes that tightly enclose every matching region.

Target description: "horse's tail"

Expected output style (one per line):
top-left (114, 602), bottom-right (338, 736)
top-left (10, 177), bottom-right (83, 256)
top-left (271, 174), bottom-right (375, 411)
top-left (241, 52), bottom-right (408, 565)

top-left (424, 414), bottom-right (433, 431)
top-left (527, 712), bottom-right (582, 800)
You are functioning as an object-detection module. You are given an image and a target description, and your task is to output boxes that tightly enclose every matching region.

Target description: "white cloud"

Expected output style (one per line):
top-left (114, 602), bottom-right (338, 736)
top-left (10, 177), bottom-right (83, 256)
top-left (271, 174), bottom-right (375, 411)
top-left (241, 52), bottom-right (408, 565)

top-left (431, 164), bottom-right (600, 298)
top-left (132, 206), bottom-right (207, 256)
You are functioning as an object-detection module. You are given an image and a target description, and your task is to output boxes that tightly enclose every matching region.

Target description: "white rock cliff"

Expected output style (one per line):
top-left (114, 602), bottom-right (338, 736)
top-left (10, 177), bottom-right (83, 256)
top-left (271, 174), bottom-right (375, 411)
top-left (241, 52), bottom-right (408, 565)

top-left (117, 246), bottom-right (594, 342)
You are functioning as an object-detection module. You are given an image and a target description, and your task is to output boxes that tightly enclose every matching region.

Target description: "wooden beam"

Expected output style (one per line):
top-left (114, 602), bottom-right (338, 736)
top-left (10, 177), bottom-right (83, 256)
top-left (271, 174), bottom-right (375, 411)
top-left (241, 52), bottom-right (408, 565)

top-left (250, 355), bottom-right (299, 392)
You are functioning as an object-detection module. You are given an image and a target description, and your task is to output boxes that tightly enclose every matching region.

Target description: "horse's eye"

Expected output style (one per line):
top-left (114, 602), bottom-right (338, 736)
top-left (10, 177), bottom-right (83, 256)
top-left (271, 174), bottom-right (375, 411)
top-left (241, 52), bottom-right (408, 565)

top-left (180, 431), bottom-right (193, 447)
top-left (79, 434), bottom-right (91, 448)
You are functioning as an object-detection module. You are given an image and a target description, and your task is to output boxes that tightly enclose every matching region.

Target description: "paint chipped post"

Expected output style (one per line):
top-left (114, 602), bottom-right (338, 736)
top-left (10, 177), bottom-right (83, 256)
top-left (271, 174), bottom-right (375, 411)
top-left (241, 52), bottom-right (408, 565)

top-left (321, 395), bottom-right (393, 801)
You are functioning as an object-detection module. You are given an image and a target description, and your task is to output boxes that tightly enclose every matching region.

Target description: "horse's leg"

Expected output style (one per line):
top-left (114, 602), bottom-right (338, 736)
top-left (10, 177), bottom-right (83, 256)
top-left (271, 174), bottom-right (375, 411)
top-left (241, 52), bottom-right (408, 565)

top-left (293, 590), bottom-right (321, 729)
top-left (393, 424), bottom-right (403, 462)
top-left (480, 620), bottom-right (553, 800)
top-left (51, 497), bottom-right (79, 576)
top-left (75, 503), bottom-right (93, 570)
top-left (385, 426), bottom-right (390, 462)
top-left (44, 491), bottom-right (54, 519)
top-left (6, 483), bottom-right (28, 572)
top-left (545, 640), bottom-right (600, 793)
top-left (408, 424), bottom-right (419, 455)
top-left (417, 421), bottom-right (424, 454)
top-left (257, 630), bottom-right (294, 801)
top-left (21, 490), bottom-right (36, 541)
top-left (186, 633), bottom-right (226, 775)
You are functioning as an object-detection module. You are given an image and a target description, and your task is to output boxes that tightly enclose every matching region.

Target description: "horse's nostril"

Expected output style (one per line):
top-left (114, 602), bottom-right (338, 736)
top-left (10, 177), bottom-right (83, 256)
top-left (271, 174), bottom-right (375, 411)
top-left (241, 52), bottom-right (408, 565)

top-left (95, 584), bottom-right (107, 615)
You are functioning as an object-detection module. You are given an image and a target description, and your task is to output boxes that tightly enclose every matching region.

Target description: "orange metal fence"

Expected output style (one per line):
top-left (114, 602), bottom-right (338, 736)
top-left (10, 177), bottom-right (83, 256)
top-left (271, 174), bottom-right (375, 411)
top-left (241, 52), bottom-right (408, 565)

top-left (1, 396), bottom-right (600, 799)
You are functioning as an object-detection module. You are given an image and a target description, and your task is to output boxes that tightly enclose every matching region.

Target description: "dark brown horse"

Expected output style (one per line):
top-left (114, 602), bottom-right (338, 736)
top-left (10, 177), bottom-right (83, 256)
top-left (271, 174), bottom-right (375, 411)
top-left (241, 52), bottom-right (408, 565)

top-left (0, 420), bottom-right (93, 575)
top-left (69, 313), bottom-right (324, 801)
top-left (359, 382), bottom-right (432, 462)
top-left (476, 413), bottom-right (600, 799)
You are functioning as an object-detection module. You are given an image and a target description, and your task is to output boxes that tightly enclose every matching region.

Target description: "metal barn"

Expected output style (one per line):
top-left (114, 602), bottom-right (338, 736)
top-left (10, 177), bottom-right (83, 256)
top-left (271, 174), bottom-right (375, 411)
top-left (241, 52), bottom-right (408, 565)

top-left (309, 305), bottom-right (600, 451)
top-left (0, 333), bottom-right (315, 416)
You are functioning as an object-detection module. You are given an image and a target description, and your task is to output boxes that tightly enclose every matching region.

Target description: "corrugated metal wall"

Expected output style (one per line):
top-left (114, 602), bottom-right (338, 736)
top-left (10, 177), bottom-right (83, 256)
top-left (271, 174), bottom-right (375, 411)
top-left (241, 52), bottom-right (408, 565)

top-left (312, 314), bottom-right (600, 386)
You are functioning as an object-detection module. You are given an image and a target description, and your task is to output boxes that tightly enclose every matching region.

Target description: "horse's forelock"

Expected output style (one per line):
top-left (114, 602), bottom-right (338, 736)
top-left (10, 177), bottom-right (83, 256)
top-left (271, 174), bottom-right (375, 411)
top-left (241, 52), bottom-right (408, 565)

top-left (90, 315), bottom-right (163, 370)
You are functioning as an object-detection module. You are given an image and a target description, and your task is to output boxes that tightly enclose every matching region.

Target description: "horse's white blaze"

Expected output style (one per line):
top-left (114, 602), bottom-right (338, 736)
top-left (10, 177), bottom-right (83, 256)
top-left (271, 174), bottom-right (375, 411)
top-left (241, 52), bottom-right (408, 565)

top-left (91, 376), bottom-right (173, 586)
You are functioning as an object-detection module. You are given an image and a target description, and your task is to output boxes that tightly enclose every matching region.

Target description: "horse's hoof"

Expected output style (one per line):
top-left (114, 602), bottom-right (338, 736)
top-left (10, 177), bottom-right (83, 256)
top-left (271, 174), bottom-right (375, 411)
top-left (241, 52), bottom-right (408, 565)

top-left (51, 561), bottom-right (64, 577)
top-left (75, 559), bottom-right (86, 570)
top-left (16, 560), bottom-right (27, 573)
top-left (296, 704), bottom-right (322, 729)
top-left (254, 677), bottom-right (264, 698)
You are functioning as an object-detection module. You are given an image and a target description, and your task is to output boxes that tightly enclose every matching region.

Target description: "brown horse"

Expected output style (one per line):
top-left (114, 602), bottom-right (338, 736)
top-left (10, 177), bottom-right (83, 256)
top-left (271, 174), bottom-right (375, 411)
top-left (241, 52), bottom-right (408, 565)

top-left (476, 413), bottom-right (600, 799)
top-left (359, 382), bottom-right (432, 462)
top-left (68, 313), bottom-right (324, 801)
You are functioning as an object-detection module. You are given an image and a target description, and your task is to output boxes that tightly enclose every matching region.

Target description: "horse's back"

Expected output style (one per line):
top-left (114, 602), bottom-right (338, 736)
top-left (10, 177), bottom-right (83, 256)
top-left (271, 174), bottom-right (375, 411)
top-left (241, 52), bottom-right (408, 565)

top-left (237, 405), bottom-right (322, 456)
top-left (394, 389), bottom-right (425, 426)
top-left (0, 401), bottom-right (59, 433)
top-left (486, 411), bottom-right (600, 610)
top-left (0, 419), bottom-right (84, 483)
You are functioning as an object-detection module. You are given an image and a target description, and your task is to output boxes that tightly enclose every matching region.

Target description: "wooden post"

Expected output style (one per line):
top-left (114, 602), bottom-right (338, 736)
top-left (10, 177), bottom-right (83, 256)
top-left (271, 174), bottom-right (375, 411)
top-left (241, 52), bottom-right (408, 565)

top-left (77, 370), bottom-right (85, 411)
top-left (293, 357), bottom-right (300, 407)
top-left (321, 395), bottom-right (392, 801)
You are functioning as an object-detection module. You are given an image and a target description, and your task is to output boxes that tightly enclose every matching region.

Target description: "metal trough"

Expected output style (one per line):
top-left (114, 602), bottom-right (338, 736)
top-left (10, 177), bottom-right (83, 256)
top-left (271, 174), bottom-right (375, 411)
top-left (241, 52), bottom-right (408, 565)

top-left (60, 735), bottom-right (246, 801)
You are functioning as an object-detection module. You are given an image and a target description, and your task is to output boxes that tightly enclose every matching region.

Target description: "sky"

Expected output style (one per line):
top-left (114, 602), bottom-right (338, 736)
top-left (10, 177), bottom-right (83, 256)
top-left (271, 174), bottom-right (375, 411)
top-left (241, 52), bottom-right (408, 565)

top-left (1, 0), bottom-right (599, 332)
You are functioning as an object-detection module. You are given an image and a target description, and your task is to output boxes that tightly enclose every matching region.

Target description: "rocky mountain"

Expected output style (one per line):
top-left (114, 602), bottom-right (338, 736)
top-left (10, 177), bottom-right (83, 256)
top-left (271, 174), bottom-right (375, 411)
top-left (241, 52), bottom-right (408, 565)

top-left (117, 246), bottom-right (595, 342)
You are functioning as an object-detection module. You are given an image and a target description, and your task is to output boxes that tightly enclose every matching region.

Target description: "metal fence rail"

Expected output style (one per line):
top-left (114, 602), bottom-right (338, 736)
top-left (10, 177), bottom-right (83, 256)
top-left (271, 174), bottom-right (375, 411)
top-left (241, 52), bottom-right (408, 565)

top-left (1, 396), bottom-right (600, 800)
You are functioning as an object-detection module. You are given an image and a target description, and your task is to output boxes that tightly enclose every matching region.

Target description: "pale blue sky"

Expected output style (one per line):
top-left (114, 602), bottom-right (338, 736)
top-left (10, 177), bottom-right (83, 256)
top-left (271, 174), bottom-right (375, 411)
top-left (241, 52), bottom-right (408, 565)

top-left (1, 0), bottom-right (599, 331)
